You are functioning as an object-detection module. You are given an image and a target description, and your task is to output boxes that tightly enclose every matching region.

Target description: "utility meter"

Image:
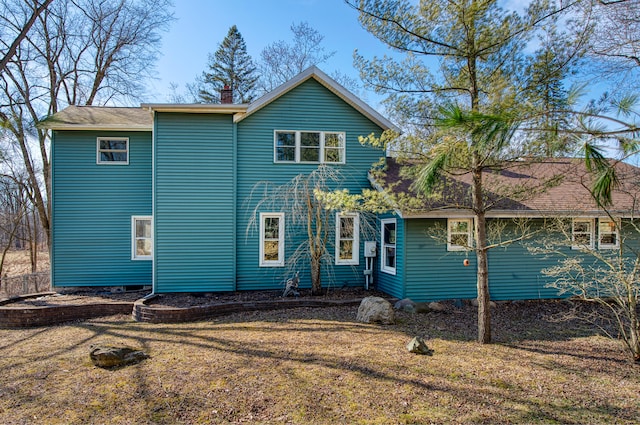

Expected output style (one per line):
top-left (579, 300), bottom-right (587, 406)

top-left (364, 241), bottom-right (377, 257)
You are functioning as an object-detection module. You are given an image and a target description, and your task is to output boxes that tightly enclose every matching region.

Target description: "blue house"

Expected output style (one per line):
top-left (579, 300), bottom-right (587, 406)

top-left (43, 66), bottom-right (640, 301)
top-left (44, 67), bottom-right (397, 294)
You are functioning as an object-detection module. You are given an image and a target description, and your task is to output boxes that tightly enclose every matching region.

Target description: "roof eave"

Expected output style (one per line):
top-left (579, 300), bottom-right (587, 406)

top-left (46, 124), bottom-right (152, 131)
top-left (400, 209), bottom-right (640, 219)
top-left (141, 103), bottom-right (249, 114)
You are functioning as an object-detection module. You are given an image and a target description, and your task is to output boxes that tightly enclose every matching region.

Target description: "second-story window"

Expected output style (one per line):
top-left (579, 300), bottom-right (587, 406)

top-left (97, 137), bottom-right (129, 164)
top-left (274, 130), bottom-right (345, 164)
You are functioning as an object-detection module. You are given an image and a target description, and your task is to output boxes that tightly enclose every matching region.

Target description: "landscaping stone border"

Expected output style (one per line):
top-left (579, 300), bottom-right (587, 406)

top-left (0, 293), bottom-right (134, 328)
top-left (132, 295), bottom-right (365, 323)
top-left (0, 292), bottom-right (381, 327)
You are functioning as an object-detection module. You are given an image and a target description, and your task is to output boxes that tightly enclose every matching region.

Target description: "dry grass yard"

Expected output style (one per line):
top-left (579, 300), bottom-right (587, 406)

top-left (0, 301), bottom-right (638, 424)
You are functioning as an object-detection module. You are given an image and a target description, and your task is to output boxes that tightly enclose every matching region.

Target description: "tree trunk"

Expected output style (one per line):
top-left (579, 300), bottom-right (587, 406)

top-left (311, 255), bottom-right (322, 295)
top-left (472, 167), bottom-right (491, 344)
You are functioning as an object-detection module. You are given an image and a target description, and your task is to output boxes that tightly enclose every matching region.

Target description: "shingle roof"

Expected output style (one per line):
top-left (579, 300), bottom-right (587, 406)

top-left (39, 106), bottom-right (152, 130)
top-left (40, 67), bottom-right (399, 133)
top-left (378, 157), bottom-right (640, 217)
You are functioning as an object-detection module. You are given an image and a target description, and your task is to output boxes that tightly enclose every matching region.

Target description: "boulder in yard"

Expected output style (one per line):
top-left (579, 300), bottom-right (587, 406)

top-left (407, 336), bottom-right (433, 355)
top-left (90, 345), bottom-right (149, 368)
top-left (357, 296), bottom-right (394, 324)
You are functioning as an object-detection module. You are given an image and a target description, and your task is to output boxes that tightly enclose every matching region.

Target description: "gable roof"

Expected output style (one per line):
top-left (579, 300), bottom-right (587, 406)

top-left (41, 67), bottom-right (399, 133)
top-left (234, 66), bottom-right (400, 132)
top-left (378, 157), bottom-right (640, 218)
top-left (39, 106), bottom-right (152, 131)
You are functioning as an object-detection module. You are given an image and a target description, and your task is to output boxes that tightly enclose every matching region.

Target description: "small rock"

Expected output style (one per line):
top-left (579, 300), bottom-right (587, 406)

top-left (452, 299), bottom-right (464, 309)
top-left (90, 345), bottom-right (149, 368)
top-left (394, 298), bottom-right (416, 313)
top-left (356, 296), bottom-right (394, 324)
top-left (428, 301), bottom-right (447, 312)
top-left (414, 302), bottom-right (430, 313)
top-left (470, 299), bottom-right (497, 308)
top-left (407, 337), bottom-right (433, 355)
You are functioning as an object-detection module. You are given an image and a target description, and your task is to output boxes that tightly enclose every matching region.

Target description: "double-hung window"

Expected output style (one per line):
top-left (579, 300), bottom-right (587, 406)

top-left (447, 219), bottom-right (473, 251)
top-left (381, 218), bottom-right (396, 274)
top-left (335, 213), bottom-right (359, 265)
top-left (132, 216), bottom-right (152, 260)
top-left (97, 137), bottom-right (129, 164)
top-left (274, 130), bottom-right (345, 164)
top-left (572, 218), bottom-right (594, 249)
top-left (598, 218), bottom-right (619, 249)
top-left (260, 213), bottom-right (284, 267)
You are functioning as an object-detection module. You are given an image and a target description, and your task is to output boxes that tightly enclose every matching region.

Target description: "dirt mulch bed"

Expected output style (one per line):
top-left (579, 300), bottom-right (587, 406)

top-left (1, 290), bottom-right (148, 308)
top-left (149, 287), bottom-right (389, 308)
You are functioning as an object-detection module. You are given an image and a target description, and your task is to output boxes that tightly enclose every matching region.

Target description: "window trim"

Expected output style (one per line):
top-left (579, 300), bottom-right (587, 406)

top-left (97, 137), bottom-right (129, 165)
top-left (447, 218), bottom-right (473, 251)
top-left (259, 212), bottom-right (285, 267)
top-left (572, 218), bottom-right (595, 250)
top-left (598, 218), bottom-right (620, 250)
top-left (131, 216), bottom-right (152, 260)
top-left (273, 130), bottom-right (345, 164)
top-left (335, 212), bottom-right (360, 265)
top-left (381, 218), bottom-right (396, 275)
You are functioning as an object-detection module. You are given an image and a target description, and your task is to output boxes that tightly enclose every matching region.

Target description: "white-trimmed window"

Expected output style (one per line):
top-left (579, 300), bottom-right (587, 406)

top-left (598, 218), bottom-right (619, 249)
top-left (572, 218), bottom-right (594, 249)
top-left (381, 218), bottom-right (396, 274)
top-left (336, 213), bottom-right (359, 265)
top-left (448, 219), bottom-right (472, 251)
top-left (132, 216), bottom-right (152, 260)
top-left (274, 130), bottom-right (345, 164)
top-left (260, 213), bottom-right (285, 267)
top-left (97, 137), bottom-right (129, 164)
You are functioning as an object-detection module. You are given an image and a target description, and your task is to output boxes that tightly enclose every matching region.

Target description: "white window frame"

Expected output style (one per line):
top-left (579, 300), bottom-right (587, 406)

top-left (97, 137), bottom-right (129, 165)
top-left (572, 218), bottom-right (595, 250)
top-left (273, 130), bottom-right (345, 164)
top-left (335, 213), bottom-right (359, 265)
top-left (259, 212), bottom-right (285, 267)
top-left (131, 216), bottom-right (152, 260)
top-left (381, 218), bottom-right (396, 275)
top-left (598, 218), bottom-right (620, 250)
top-left (447, 218), bottom-right (473, 251)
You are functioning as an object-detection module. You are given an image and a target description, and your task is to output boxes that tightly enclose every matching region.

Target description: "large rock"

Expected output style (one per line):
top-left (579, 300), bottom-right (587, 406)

top-left (90, 345), bottom-right (149, 368)
top-left (357, 296), bottom-right (395, 324)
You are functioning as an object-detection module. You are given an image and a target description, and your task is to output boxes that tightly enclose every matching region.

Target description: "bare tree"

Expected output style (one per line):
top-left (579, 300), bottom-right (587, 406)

top-left (258, 22), bottom-right (335, 93)
top-left (533, 212), bottom-right (640, 363)
top-left (0, 0), bottom-right (54, 75)
top-left (247, 166), bottom-right (377, 295)
top-left (578, 0), bottom-right (640, 91)
top-left (0, 0), bottom-right (173, 246)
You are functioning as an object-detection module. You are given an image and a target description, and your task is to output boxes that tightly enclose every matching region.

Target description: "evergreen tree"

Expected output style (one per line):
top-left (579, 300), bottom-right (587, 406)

top-left (199, 25), bottom-right (258, 104)
top-left (348, 0), bottom-right (581, 343)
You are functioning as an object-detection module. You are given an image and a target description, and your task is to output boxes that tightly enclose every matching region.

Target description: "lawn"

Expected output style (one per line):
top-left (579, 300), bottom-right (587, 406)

top-left (0, 302), bottom-right (638, 424)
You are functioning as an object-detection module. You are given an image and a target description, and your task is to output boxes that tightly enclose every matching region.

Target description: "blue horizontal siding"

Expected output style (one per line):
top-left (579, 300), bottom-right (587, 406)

top-left (154, 112), bottom-right (235, 293)
top-left (51, 130), bottom-right (152, 287)
top-left (402, 218), bottom-right (640, 302)
top-left (235, 79), bottom-right (386, 291)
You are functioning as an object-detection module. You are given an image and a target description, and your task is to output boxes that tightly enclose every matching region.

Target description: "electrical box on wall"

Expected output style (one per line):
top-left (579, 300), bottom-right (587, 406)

top-left (364, 241), bottom-right (377, 257)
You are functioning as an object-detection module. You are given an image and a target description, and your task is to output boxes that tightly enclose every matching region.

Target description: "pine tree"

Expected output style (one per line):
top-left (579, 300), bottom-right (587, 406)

top-left (199, 25), bottom-right (258, 104)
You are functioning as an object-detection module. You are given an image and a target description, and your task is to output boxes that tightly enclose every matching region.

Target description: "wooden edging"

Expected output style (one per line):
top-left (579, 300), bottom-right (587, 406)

top-left (132, 295), bottom-right (365, 323)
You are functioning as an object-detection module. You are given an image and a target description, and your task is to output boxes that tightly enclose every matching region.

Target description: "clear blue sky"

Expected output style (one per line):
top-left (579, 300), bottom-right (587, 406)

top-left (149, 0), bottom-right (393, 106)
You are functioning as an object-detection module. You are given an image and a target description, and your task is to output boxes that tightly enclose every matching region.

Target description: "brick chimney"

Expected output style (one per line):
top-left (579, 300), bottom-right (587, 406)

top-left (220, 85), bottom-right (233, 104)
